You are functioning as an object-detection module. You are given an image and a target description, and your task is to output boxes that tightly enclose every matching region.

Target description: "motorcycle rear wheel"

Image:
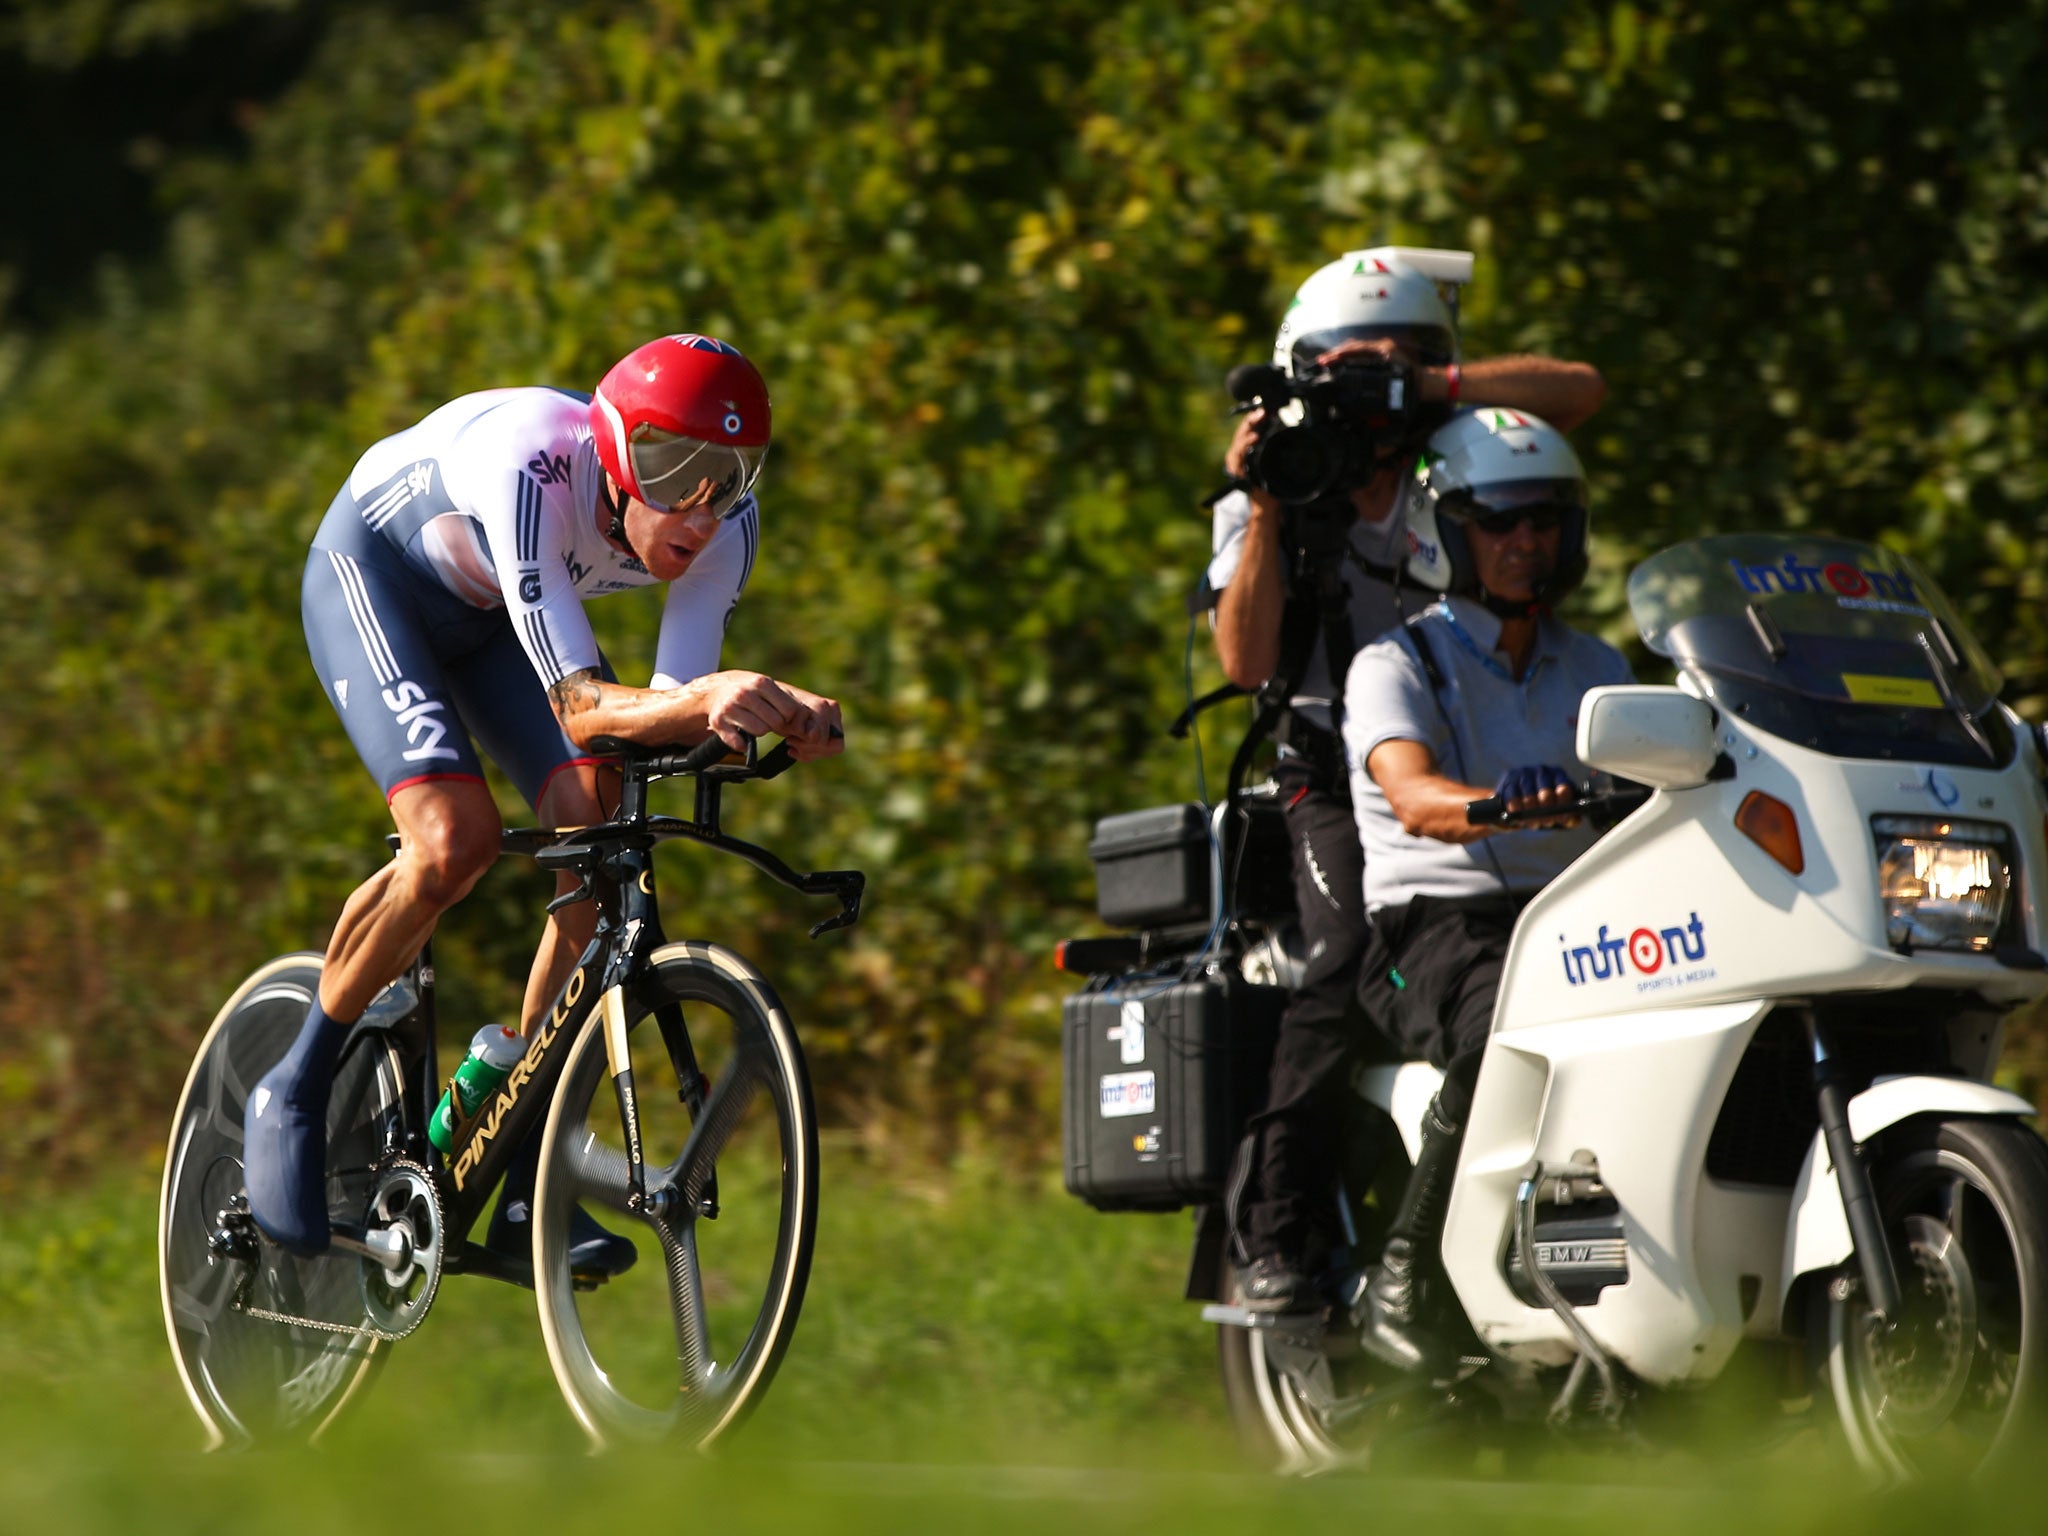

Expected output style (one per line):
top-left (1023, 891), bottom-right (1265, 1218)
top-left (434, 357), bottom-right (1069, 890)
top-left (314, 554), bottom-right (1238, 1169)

top-left (1820, 1116), bottom-right (2048, 1482)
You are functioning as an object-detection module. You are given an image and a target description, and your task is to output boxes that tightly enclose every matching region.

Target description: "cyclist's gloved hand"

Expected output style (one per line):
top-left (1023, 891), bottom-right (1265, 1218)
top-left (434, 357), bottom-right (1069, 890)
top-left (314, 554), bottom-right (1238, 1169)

top-left (1494, 763), bottom-right (1575, 806)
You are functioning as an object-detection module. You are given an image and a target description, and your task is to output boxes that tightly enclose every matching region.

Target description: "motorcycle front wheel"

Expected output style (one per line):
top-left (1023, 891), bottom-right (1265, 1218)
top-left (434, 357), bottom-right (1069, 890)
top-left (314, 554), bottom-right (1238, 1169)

top-left (1820, 1116), bottom-right (2048, 1481)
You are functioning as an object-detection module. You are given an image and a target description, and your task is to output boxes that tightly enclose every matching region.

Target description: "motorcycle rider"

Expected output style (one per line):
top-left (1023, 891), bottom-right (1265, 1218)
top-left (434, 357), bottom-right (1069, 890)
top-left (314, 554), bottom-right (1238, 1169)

top-left (1340, 407), bottom-right (1632, 1370)
top-left (1211, 249), bottom-right (1606, 1311)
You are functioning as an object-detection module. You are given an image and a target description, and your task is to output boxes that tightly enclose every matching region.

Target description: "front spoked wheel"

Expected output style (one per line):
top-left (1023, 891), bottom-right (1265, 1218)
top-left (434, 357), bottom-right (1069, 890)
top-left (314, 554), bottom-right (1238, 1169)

top-left (1822, 1117), bottom-right (2048, 1481)
top-left (534, 941), bottom-right (818, 1449)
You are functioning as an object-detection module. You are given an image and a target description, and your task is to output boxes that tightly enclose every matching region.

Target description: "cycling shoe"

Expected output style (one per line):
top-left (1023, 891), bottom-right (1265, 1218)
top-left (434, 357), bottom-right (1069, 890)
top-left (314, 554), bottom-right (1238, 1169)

top-left (487, 1128), bottom-right (638, 1280)
top-left (487, 1191), bottom-right (638, 1279)
top-left (568, 1205), bottom-right (639, 1280)
top-left (242, 1003), bottom-right (347, 1257)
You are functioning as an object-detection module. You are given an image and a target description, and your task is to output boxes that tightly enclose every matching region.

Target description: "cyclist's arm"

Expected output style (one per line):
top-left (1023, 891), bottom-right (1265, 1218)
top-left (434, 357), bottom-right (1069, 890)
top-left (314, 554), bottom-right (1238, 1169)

top-left (546, 667), bottom-right (836, 755)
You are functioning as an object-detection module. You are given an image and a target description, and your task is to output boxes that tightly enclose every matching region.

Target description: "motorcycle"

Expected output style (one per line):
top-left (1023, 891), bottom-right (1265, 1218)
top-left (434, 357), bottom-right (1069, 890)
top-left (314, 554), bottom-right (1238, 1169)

top-left (1062, 532), bottom-right (2048, 1480)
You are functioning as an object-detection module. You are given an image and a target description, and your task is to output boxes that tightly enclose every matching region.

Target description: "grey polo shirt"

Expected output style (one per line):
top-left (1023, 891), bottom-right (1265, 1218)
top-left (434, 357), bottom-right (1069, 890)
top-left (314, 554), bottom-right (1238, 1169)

top-left (1208, 489), bottom-right (1414, 735)
top-left (1342, 596), bottom-right (1634, 913)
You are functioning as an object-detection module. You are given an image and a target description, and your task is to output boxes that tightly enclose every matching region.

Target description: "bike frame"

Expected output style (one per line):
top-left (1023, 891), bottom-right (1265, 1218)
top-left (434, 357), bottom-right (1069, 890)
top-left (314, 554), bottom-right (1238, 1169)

top-left (330, 740), bottom-right (863, 1271)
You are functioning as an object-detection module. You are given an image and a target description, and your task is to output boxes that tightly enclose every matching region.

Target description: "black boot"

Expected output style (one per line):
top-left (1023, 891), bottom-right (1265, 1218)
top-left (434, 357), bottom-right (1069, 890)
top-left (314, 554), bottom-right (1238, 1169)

top-left (1357, 1098), bottom-right (1462, 1373)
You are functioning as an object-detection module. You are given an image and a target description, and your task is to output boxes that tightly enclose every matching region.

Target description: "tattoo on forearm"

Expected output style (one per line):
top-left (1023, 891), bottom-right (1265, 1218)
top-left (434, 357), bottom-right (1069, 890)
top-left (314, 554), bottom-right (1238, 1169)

top-left (548, 668), bottom-right (604, 719)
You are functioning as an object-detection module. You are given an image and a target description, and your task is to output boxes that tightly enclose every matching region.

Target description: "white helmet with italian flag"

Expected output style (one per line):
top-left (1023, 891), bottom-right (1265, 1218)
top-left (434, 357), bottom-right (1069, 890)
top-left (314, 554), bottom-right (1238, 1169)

top-left (1403, 407), bottom-right (1591, 605)
top-left (1271, 247), bottom-right (1464, 377)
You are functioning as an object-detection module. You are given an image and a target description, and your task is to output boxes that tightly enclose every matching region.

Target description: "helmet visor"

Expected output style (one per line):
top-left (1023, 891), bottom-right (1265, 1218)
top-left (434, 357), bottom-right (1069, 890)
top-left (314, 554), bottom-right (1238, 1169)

top-left (628, 426), bottom-right (768, 518)
top-left (1439, 478), bottom-right (1587, 536)
top-left (1290, 323), bottom-right (1457, 373)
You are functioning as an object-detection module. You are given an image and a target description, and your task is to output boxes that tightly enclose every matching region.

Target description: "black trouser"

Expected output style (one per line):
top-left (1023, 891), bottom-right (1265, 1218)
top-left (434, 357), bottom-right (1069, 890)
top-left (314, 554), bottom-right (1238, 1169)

top-left (1364, 893), bottom-right (1529, 1127)
top-left (1230, 757), bottom-right (1378, 1265)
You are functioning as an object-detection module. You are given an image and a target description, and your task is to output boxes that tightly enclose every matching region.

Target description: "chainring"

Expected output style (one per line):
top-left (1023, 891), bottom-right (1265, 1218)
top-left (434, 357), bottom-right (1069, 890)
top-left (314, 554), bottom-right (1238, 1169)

top-left (357, 1157), bottom-right (445, 1340)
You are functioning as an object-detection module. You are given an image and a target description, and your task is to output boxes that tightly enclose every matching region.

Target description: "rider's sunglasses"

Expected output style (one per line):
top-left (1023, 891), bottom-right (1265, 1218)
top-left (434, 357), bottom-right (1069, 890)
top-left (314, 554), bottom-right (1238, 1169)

top-left (1464, 503), bottom-right (1571, 538)
top-left (1440, 477), bottom-right (1585, 540)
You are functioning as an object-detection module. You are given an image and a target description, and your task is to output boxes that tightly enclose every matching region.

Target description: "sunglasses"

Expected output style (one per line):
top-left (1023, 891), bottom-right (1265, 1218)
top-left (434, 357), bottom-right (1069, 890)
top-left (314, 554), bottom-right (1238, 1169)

top-left (1457, 502), bottom-right (1574, 538)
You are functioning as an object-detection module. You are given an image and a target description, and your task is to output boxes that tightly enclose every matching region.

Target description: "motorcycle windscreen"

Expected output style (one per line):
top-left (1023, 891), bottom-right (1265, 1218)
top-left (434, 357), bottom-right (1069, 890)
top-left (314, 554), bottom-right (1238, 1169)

top-left (1626, 534), bottom-right (2011, 769)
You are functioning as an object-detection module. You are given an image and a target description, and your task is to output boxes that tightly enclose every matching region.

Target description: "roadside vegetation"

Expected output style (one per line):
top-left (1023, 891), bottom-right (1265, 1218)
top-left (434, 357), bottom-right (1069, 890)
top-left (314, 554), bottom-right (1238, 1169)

top-left (5, 0), bottom-right (2048, 1181)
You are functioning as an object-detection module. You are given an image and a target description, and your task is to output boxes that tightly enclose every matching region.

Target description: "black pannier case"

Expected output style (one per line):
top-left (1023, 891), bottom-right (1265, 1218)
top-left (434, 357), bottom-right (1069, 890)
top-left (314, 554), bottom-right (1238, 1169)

top-left (1062, 972), bottom-right (1282, 1212)
top-left (1086, 803), bottom-right (1211, 929)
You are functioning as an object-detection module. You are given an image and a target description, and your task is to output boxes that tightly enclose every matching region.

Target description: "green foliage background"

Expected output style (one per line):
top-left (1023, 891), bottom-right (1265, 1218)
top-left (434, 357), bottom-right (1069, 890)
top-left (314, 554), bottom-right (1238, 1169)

top-left (4, 0), bottom-right (2048, 1177)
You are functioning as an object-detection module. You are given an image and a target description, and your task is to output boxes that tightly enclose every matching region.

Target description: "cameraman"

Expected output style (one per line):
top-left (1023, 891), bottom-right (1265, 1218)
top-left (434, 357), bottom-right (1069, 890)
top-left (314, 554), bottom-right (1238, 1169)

top-left (1212, 249), bottom-right (1605, 1312)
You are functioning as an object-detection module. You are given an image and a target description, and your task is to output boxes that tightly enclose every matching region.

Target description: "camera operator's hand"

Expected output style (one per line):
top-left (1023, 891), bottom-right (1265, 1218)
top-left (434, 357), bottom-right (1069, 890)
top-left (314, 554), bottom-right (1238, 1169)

top-left (1315, 335), bottom-right (1446, 407)
top-left (1314, 336), bottom-right (1404, 370)
top-left (1224, 408), bottom-right (1283, 522)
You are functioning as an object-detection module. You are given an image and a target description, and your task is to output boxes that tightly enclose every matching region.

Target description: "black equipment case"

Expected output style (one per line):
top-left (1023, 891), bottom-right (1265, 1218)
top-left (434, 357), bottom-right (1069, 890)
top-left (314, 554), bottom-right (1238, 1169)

top-left (1086, 804), bottom-right (1211, 929)
top-left (1062, 971), bottom-right (1282, 1212)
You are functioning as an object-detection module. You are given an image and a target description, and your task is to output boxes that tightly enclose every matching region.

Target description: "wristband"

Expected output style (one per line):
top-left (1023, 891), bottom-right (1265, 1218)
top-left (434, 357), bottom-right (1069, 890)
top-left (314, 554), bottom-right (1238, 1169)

top-left (1446, 362), bottom-right (1462, 403)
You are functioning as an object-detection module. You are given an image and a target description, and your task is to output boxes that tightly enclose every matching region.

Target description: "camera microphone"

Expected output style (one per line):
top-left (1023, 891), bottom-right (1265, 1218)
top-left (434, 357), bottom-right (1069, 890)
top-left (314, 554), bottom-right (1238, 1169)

top-left (1226, 363), bottom-right (1287, 404)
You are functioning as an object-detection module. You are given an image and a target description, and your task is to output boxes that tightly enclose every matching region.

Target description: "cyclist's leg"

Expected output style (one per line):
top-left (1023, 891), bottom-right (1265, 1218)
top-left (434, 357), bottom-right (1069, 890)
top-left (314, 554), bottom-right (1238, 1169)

top-left (247, 534), bottom-right (499, 1254)
top-left (446, 636), bottom-right (635, 1276)
top-left (445, 630), bottom-right (626, 1031)
top-left (519, 759), bottom-right (618, 1030)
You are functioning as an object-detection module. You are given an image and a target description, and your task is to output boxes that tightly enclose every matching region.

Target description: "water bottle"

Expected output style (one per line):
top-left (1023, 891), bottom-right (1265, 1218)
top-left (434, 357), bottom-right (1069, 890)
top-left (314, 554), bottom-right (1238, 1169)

top-left (427, 1024), bottom-right (527, 1154)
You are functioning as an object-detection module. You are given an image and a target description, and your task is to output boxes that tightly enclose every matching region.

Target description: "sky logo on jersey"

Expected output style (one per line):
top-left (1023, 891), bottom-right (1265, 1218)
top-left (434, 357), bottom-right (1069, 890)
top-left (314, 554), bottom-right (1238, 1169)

top-left (381, 680), bottom-right (460, 762)
top-left (527, 450), bottom-right (570, 485)
top-left (1559, 913), bottom-right (1708, 987)
top-left (1729, 554), bottom-right (1919, 605)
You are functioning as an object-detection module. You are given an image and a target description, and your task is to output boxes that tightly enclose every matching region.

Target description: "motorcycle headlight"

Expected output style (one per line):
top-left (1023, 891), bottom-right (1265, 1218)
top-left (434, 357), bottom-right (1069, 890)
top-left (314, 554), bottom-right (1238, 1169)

top-left (1872, 815), bottom-right (2012, 953)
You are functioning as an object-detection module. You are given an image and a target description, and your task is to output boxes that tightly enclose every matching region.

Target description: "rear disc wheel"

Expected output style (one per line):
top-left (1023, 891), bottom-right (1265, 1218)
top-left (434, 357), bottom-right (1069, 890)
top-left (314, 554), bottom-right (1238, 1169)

top-left (157, 954), bottom-right (405, 1447)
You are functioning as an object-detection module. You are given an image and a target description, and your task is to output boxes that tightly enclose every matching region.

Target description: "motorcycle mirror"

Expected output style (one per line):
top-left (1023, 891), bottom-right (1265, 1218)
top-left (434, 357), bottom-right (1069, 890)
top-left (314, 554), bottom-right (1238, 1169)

top-left (1577, 686), bottom-right (1720, 790)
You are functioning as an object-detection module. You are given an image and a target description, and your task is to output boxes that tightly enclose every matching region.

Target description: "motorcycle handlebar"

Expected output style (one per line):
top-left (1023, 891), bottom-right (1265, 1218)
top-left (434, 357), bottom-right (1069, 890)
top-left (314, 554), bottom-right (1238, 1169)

top-left (1465, 783), bottom-right (1653, 830)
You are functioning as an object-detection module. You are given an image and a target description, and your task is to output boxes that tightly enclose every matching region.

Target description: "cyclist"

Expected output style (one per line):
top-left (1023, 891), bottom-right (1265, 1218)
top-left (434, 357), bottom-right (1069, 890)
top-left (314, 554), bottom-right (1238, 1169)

top-left (244, 334), bottom-right (844, 1269)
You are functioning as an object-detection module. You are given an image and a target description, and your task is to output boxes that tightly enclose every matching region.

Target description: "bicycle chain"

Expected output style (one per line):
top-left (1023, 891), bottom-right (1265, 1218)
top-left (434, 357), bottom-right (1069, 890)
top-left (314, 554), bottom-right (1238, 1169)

top-left (230, 1155), bottom-right (441, 1343)
top-left (234, 1303), bottom-right (412, 1343)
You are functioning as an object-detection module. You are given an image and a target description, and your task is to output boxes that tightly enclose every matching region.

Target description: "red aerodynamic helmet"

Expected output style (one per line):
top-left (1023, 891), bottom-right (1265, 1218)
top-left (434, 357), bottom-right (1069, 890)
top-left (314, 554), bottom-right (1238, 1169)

top-left (590, 334), bottom-right (771, 518)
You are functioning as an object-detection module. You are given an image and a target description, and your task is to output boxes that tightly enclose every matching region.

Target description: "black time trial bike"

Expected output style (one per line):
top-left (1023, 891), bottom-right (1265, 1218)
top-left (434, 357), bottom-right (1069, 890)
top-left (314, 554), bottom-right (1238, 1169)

top-left (157, 733), bottom-right (863, 1450)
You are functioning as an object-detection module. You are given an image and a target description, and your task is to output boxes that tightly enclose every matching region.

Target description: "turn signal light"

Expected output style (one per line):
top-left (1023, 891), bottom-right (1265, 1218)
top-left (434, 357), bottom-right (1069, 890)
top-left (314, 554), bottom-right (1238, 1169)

top-left (1735, 790), bottom-right (1804, 875)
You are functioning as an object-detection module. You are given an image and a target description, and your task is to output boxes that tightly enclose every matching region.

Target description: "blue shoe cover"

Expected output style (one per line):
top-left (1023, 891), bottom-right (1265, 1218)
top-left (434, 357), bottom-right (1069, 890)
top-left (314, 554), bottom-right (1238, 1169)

top-left (567, 1205), bottom-right (639, 1279)
top-left (487, 1124), bottom-right (639, 1279)
top-left (242, 1002), bottom-right (347, 1257)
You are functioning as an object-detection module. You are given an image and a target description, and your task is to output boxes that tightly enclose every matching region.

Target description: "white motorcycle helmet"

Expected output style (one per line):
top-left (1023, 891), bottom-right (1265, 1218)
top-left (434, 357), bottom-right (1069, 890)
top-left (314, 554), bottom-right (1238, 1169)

top-left (1271, 248), bottom-right (1459, 377)
top-left (1404, 408), bottom-right (1591, 607)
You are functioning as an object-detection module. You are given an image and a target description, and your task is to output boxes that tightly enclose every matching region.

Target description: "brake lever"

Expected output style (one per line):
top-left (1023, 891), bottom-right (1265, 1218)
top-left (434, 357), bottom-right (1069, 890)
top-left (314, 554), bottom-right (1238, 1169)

top-left (802, 871), bottom-right (866, 938)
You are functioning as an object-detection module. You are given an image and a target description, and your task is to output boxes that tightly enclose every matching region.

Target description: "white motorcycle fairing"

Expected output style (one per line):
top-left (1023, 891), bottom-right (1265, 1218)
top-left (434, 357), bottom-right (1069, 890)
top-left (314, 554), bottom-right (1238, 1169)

top-left (1428, 691), bottom-right (2048, 1387)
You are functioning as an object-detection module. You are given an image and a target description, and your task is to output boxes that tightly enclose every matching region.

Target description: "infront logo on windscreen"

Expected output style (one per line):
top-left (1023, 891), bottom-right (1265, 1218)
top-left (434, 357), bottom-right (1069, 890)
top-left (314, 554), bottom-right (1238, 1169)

top-left (1728, 554), bottom-right (1918, 604)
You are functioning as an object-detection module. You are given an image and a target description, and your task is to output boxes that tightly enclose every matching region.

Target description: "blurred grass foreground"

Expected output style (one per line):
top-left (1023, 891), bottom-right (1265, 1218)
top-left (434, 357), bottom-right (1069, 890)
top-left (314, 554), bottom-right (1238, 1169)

top-left (6, 1157), bottom-right (2048, 1534)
